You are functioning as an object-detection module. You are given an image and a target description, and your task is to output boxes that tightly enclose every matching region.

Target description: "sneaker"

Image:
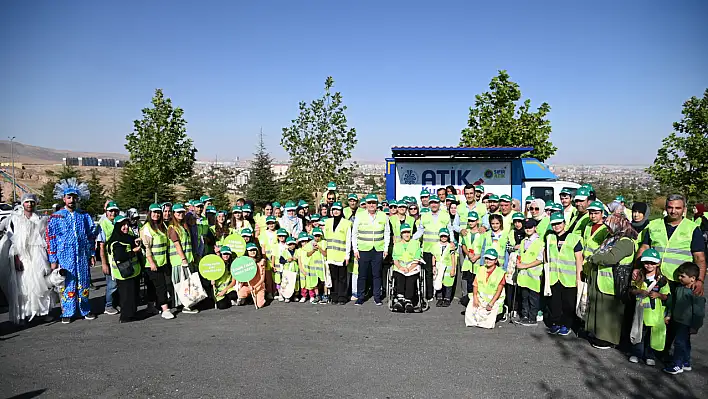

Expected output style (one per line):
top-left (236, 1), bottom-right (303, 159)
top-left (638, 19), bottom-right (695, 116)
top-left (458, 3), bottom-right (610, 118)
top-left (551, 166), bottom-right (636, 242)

top-left (354, 298), bottom-right (364, 306)
top-left (284, 298), bottom-right (291, 303)
top-left (548, 325), bottom-right (561, 335)
top-left (299, 297), bottom-right (307, 303)
top-left (435, 299), bottom-right (443, 307)
top-left (628, 356), bottom-right (639, 364)
top-left (277, 296), bottom-right (285, 302)
top-left (645, 359), bottom-right (656, 366)
top-left (442, 299), bottom-right (451, 307)
top-left (161, 310), bottom-right (175, 320)
top-left (375, 300), bottom-right (383, 306)
top-left (182, 307), bottom-right (199, 314)
top-left (273, 295), bottom-right (281, 300)
top-left (404, 303), bottom-right (414, 313)
top-left (61, 317), bottom-right (71, 324)
top-left (266, 293), bottom-right (274, 301)
top-left (231, 300), bottom-right (239, 306)
top-left (350, 295), bottom-right (358, 301)
top-left (663, 365), bottom-right (683, 375)
top-left (427, 298), bottom-right (434, 302)
top-left (393, 301), bottom-right (404, 312)
top-left (321, 295), bottom-right (329, 304)
top-left (591, 339), bottom-right (612, 350)
top-left (310, 297), bottom-right (319, 304)
top-left (104, 307), bottom-right (119, 315)
top-left (521, 318), bottom-right (538, 327)
top-left (83, 313), bottom-right (96, 320)
top-left (536, 311), bottom-right (544, 322)
top-left (558, 326), bottom-right (571, 336)
top-left (683, 362), bottom-right (692, 371)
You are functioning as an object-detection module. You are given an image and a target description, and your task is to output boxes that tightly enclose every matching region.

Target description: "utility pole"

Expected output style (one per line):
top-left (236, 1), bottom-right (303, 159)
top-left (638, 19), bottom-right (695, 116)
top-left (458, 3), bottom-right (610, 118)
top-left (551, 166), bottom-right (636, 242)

top-left (9, 136), bottom-right (16, 204)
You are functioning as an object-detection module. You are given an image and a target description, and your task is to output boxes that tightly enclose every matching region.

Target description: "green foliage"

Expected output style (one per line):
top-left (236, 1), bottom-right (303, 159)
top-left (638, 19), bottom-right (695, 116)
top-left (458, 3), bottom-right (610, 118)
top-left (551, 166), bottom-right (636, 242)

top-left (116, 163), bottom-right (175, 210)
top-left (281, 76), bottom-right (358, 201)
top-left (81, 169), bottom-right (107, 216)
top-left (182, 166), bottom-right (237, 210)
top-left (39, 165), bottom-right (80, 206)
top-left (460, 70), bottom-right (557, 162)
top-left (647, 89), bottom-right (708, 203)
top-left (246, 130), bottom-right (279, 207)
top-left (182, 174), bottom-right (206, 203)
top-left (118, 88), bottom-right (197, 206)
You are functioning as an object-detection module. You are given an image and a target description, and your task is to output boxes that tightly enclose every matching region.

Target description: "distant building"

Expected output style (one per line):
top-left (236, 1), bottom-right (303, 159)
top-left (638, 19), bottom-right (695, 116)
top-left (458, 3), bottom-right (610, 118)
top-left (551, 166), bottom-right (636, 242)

top-left (63, 157), bottom-right (80, 166)
top-left (63, 157), bottom-right (124, 167)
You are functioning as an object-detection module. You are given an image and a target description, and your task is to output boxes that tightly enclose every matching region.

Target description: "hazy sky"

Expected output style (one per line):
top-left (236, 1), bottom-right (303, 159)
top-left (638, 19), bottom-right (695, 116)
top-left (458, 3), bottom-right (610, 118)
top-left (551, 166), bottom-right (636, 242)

top-left (1, 1), bottom-right (706, 164)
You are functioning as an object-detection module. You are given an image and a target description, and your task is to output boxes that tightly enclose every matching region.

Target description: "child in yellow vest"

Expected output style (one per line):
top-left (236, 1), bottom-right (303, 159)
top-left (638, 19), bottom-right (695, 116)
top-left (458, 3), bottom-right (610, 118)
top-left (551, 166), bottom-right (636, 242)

top-left (237, 242), bottom-right (266, 308)
top-left (259, 216), bottom-right (279, 300)
top-left (629, 248), bottom-right (669, 366)
top-left (272, 228), bottom-right (289, 301)
top-left (213, 246), bottom-right (238, 309)
top-left (307, 228), bottom-right (328, 304)
top-left (465, 248), bottom-right (506, 329)
top-left (460, 212), bottom-right (481, 297)
top-left (278, 237), bottom-right (299, 303)
top-left (392, 223), bottom-right (422, 313)
top-left (433, 228), bottom-right (457, 308)
top-left (515, 219), bottom-right (545, 326)
top-left (297, 232), bottom-right (318, 303)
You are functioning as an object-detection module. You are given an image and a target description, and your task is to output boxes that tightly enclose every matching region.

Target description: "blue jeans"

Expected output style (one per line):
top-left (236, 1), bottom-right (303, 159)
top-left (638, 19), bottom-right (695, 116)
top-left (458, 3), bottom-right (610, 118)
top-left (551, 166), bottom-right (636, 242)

top-left (357, 249), bottom-right (383, 301)
top-left (105, 274), bottom-right (118, 309)
top-left (631, 326), bottom-right (655, 360)
top-left (672, 323), bottom-right (692, 366)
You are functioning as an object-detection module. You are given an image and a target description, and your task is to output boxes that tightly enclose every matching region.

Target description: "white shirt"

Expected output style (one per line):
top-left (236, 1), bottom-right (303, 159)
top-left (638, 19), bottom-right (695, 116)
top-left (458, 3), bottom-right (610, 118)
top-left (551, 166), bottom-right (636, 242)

top-left (352, 211), bottom-right (391, 252)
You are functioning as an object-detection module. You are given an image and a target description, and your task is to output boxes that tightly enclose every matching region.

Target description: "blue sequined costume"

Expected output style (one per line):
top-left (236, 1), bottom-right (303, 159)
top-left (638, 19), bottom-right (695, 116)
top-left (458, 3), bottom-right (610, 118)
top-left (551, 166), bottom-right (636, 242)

top-left (47, 209), bottom-right (96, 317)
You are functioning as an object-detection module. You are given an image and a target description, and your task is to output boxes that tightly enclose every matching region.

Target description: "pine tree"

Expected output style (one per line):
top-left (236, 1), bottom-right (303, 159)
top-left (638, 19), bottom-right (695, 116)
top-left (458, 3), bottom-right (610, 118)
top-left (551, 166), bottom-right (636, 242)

top-left (81, 169), bottom-right (107, 216)
top-left (246, 129), bottom-right (279, 207)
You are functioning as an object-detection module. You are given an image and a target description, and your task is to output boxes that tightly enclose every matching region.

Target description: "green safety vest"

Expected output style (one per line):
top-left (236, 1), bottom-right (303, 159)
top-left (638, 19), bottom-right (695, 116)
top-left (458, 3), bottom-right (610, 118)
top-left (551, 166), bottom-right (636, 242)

top-left (435, 242), bottom-right (455, 287)
top-left (595, 237), bottom-right (635, 295)
top-left (420, 211), bottom-right (450, 253)
top-left (392, 240), bottom-right (421, 272)
top-left (458, 201), bottom-right (487, 222)
top-left (645, 218), bottom-right (697, 282)
top-left (357, 211), bottom-right (388, 252)
top-left (259, 230), bottom-right (278, 268)
top-left (141, 223), bottom-right (168, 267)
top-left (632, 279), bottom-right (668, 351)
top-left (536, 216), bottom-right (550, 236)
top-left (461, 231), bottom-right (480, 272)
top-left (324, 217), bottom-right (352, 264)
top-left (99, 217), bottom-right (115, 242)
top-left (501, 212), bottom-right (513, 232)
top-left (390, 215), bottom-right (414, 239)
top-left (564, 207), bottom-right (577, 226)
top-left (343, 207), bottom-right (357, 220)
top-left (546, 231), bottom-right (581, 287)
top-left (583, 224), bottom-right (609, 259)
top-left (473, 266), bottom-right (506, 314)
top-left (169, 225), bottom-right (193, 267)
top-left (305, 240), bottom-right (327, 289)
top-left (475, 231), bottom-right (509, 275)
top-left (109, 241), bottom-right (141, 280)
top-left (517, 237), bottom-right (545, 292)
top-left (569, 212), bottom-right (590, 235)
top-left (213, 269), bottom-right (235, 302)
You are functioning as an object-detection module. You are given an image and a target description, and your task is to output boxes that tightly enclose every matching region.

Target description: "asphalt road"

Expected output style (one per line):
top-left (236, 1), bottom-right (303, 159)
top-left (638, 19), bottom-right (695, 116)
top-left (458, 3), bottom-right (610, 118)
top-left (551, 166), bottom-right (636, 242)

top-left (1, 267), bottom-right (706, 399)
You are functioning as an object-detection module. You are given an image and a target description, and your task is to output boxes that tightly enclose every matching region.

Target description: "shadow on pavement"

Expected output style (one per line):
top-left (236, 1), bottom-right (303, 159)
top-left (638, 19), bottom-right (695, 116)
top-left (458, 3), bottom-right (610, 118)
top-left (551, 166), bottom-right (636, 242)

top-left (7, 389), bottom-right (47, 399)
top-left (530, 331), bottom-right (702, 399)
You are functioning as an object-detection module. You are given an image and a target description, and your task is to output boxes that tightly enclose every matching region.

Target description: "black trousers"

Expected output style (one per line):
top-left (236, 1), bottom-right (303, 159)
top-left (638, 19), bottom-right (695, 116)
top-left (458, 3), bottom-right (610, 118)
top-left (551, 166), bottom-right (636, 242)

top-left (520, 287), bottom-right (540, 320)
top-left (393, 271), bottom-right (419, 304)
top-left (329, 263), bottom-right (348, 303)
top-left (357, 250), bottom-right (383, 301)
top-left (422, 252), bottom-right (434, 300)
top-left (116, 277), bottom-right (139, 321)
top-left (549, 282), bottom-right (577, 328)
top-left (145, 266), bottom-right (173, 307)
top-left (215, 291), bottom-right (239, 309)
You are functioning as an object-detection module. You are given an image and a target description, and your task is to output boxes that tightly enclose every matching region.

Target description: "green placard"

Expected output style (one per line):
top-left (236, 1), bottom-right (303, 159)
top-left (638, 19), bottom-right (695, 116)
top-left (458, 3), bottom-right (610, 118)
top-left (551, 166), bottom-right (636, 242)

top-left (198, 254), bottom-right (226, 280)
top-left (230, 257), bottom-right (258, 282)
top-left (224, 234), bottom-right (247, 256)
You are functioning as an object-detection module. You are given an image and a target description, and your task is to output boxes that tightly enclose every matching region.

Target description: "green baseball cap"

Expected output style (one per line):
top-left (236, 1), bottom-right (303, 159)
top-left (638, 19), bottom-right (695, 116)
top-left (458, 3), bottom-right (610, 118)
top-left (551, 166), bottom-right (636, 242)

top-left (217, 210), bottom-right (228, 215)
top-left (284, 201), bottom-right (296, 211)
top-left (106, 201), bottom-right (120, 211)
top-left (397, 201), bottom-right (408, 209)
top-left (447, 194), bottom-right (457, 202)
top-left (276, 228), bottom-right (288, 236)
top-left (172, 203), bottom-right (186, 212)
top-left (148, 203), bottom-right (161, 212)
top-left (246, 242), bottom-right (258, 251)
top-left (231, 205), bottom-right (242, 213)
top-left (272, 201), bottom-right (282, 208)
top-left (310, 214), bottom-right (321, 222)
top-left (550, 212), bottom-right (565, 224)
top-left (240, 228), bottom-right (253, 237)
top-left (297, 232), bottom-right (309, 241)
top-left (327, 181), bottom-right (337, 191)
top-left (544, 200), bottom-right (554, 210)
top-left (574, 187), bottom-right (590, 201)
top-left (331, 201), bottom-right (343, 210)
top-left (400, 223), bottom-right (412, 233)
top-left (200, 195), bottom-right (212, 203)
top-left (512, 212), bottom-right (525, 221)
top-left (347, 194), bottom-right (358, 201)
top-left (420, 189), bottom-right (430, 197)
top-left (113, 215), bottom-right (128, 224)
top-left (560, 188), bottom-right (573, 196)
top-left (389, 200), bottom-right (398, 207)
top-left (312, 227), bottom-right (324, 236)
top-left (365, 194), bottom-right (378, 203)
top-left (220, 246), bottom-right (232, 255)
top-left (525, 195), bottom-right (535, 203)
top-left (266, 215), bottom-right (276, 223)
top-left (640, 248), bottom-right (661, 263)
top-left (499, 194), bottom-right (512, 203)
top-left (438, 227), bottom-right (450, 236)
top-left (487, 194), bottom-right (499, 202)
top-left (298, 200), bottom-right (309, 208)
top-left (581, 183), bottom-right (595, 193)
top-left (587, 201), bottom-right (604, 211)
top-left (551, 202), bottom-right (563, 211)
top-left (206, 205), bottom-right (217, 214)
top-left (484, 248), bottom-right (499, 259)
top-left (285, 237), bottom-right (296, 244)
top-left (615, 195), bottom-right (626, 203)
top-left (467, 211), bottom-right (479, 221)
top-left (192, 199), bottom-right (204, 206)
top-left (420, 207), bottom-right (431, 213)
top-left (475, 185), bottom-right (485, 193)
top-left (429, 195), bottom-right (440, 203)
top-left (241, 204), bottom-right (252, 213)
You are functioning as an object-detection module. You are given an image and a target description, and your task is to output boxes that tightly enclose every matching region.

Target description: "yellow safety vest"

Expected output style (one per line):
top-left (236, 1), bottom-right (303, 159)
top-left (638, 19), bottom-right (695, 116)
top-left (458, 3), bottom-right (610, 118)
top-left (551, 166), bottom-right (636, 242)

top-left (595, 237), bottom-right (635, 295)
top-left (390, 215), bottom-right (414, 239)
top-left (546, 231), bottom-right (581, 287)
top-left (475, 266), bottom-right (506, 314)
top-left (141, 223), bottom-right (168, 267)
top-left (109, 242), bottom-right (141, 280)
top-left (517, 237), bottom-right (545, 292)
top-left (324, 217), bottom-right (352, 264)
top-left (420, 211), bottom-right (450, 253)
top-left (645, 218), bottom-right (697, 281)
top-left (357, 211), bottom-right (388, 252)
top-left (169, 225), bottom-right (193, 267)
top-left (392, 240), bottom-right (421, 272)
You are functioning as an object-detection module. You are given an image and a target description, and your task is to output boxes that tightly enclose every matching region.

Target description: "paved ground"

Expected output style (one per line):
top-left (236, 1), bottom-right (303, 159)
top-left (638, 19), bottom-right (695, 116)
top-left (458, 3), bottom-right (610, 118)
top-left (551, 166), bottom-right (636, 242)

top-left (1, 267), bottom-right (706, 399)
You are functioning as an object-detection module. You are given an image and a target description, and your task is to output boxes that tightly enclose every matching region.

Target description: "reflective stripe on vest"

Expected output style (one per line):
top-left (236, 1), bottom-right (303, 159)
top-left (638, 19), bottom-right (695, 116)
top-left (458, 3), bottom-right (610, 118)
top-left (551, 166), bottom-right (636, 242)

top-left (109, 242), bottom-right (140, 280)
top-left (476, 266), bottom-right (506, 314)
top-left (546, 232), bottom-right (581, 288)
top-left (517, 237), bottom-right (544, 292)
top-left (420, 211), bottom-right (450, 253)
top-left (357, 211), bottom-right (387, 252)
top-left (596, 237), bottom-right (635, 295)
top-left (391, 215), bottom-right (414, 238)
top-left (325, 218), bottom-right (351, 263)
top-left (583, 224), bottom-right (608, 259)
top-left (647, 218), bottom-right (696, 281)
top-left (142, 223), bottom-right (168, 267)
top-left (169, 225), bottom-right (193, 266)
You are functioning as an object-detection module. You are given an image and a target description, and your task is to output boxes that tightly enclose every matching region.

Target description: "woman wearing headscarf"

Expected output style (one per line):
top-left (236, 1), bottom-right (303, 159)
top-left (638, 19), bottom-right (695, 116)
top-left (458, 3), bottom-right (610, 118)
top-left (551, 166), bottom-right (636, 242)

top-left (694, 203), bottom-right (707, 233)
top-left (106, 216), bottom-right (142, 323)
top-left (530, 198), bottom-right (549, 237)
top-left (585, 213), bottom-right (637, 349)
top-left (631, 202), bottom-right (650, 236)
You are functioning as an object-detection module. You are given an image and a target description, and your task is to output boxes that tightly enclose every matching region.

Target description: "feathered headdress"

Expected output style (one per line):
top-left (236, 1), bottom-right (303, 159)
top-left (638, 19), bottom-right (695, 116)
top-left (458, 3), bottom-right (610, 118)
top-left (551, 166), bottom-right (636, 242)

top-left (53, 178), bottom-right (90, 200)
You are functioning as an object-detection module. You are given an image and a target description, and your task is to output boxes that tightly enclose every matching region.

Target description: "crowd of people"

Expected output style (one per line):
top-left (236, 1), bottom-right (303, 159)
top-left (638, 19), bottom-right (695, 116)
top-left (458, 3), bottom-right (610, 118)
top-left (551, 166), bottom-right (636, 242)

top-left (1, 177), bottom-right (707, 376)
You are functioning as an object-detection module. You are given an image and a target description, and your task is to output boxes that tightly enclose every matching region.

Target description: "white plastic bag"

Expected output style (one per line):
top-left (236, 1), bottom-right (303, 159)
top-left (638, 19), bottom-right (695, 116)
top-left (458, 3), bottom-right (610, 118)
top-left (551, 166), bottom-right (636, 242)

top-left (576, 281), bottom-right (588, 320)
top-left (279, 270), bottom-right (297, 299)
top-left (175, 268), bottom-right (207, 309)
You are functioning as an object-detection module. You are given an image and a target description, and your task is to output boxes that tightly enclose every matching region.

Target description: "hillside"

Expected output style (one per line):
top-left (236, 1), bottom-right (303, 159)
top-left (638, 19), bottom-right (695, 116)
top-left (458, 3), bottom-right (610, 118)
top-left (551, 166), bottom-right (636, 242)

top-left (0, 140), bottom-right (127, 164)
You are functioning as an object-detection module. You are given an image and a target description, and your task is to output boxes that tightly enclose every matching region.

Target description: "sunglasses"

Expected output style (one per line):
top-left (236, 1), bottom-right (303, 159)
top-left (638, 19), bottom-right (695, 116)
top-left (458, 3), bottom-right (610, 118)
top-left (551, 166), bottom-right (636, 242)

top-left (530, 207), bottom-right (540, 211)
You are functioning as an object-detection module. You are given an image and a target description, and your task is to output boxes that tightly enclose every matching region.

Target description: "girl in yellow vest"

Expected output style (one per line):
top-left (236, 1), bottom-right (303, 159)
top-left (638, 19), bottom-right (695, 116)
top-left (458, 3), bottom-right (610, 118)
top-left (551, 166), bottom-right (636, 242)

top-left (460, 211), bottom-right (481, 297)
top-left (433, 228), bottom-right (457, 308)
top-left (141, 203), bottom-right (174, 320)
top-left (465, 248), bottom-right (506, 329)
top-left (515, 219), bottom-right (545, 326)
top-left (213, 246), bottom-right (239, 309)
top-left (297, 232), bottom-right (318, 303)
top-left (230, 206), bottom-right (251, 233)
top-left (259, 216), bottom-right (279, 300)
top-left (392, 223), bottom-right (422, 313)
top-left (628, 248), bottom-right (669, 366)
top-left (307, 228), bottom-right (328, 303)
top-left (278, 237), bottom-right (299, 303)
top-left (474, 214), bottom-right (510, 277)
top-left (106, 215), bottom-right (142, 323)
top-left (237, 243), bottom-right (266, 308)
top-left (168, 203), bottom-right (198, 314)
top-left (211, 210), bottom-right (231, 249)
top-left (272, 228), bottom-right (289, 301)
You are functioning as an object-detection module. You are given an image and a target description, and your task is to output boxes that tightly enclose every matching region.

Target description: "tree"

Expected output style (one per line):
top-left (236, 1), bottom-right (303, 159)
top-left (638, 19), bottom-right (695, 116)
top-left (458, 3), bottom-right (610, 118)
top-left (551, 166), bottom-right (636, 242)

top-left (116, 163), bottom-right (175, 210)
top-left (182, 174), bottom-right (206, 204)
top-left (246, 129), bottom-right (279, 208)
top-left (205, 165), bottom-right (236, 210)
top-left (647, 89), bottom-right (708, 203)
top-left (460, 70), bottom-right (557, 162)
top-left (81, 169), bottom-right (107, 216)
top-left (117, 88), bottom-right (197, 207)
top-left (281, 76), bottom-right (357, 202)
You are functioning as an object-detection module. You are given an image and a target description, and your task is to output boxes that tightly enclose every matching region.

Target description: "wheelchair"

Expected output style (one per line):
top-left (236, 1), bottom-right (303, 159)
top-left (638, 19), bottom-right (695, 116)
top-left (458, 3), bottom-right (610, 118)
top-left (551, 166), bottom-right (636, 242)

top-left (386, 262), bottom-right (429, 313)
